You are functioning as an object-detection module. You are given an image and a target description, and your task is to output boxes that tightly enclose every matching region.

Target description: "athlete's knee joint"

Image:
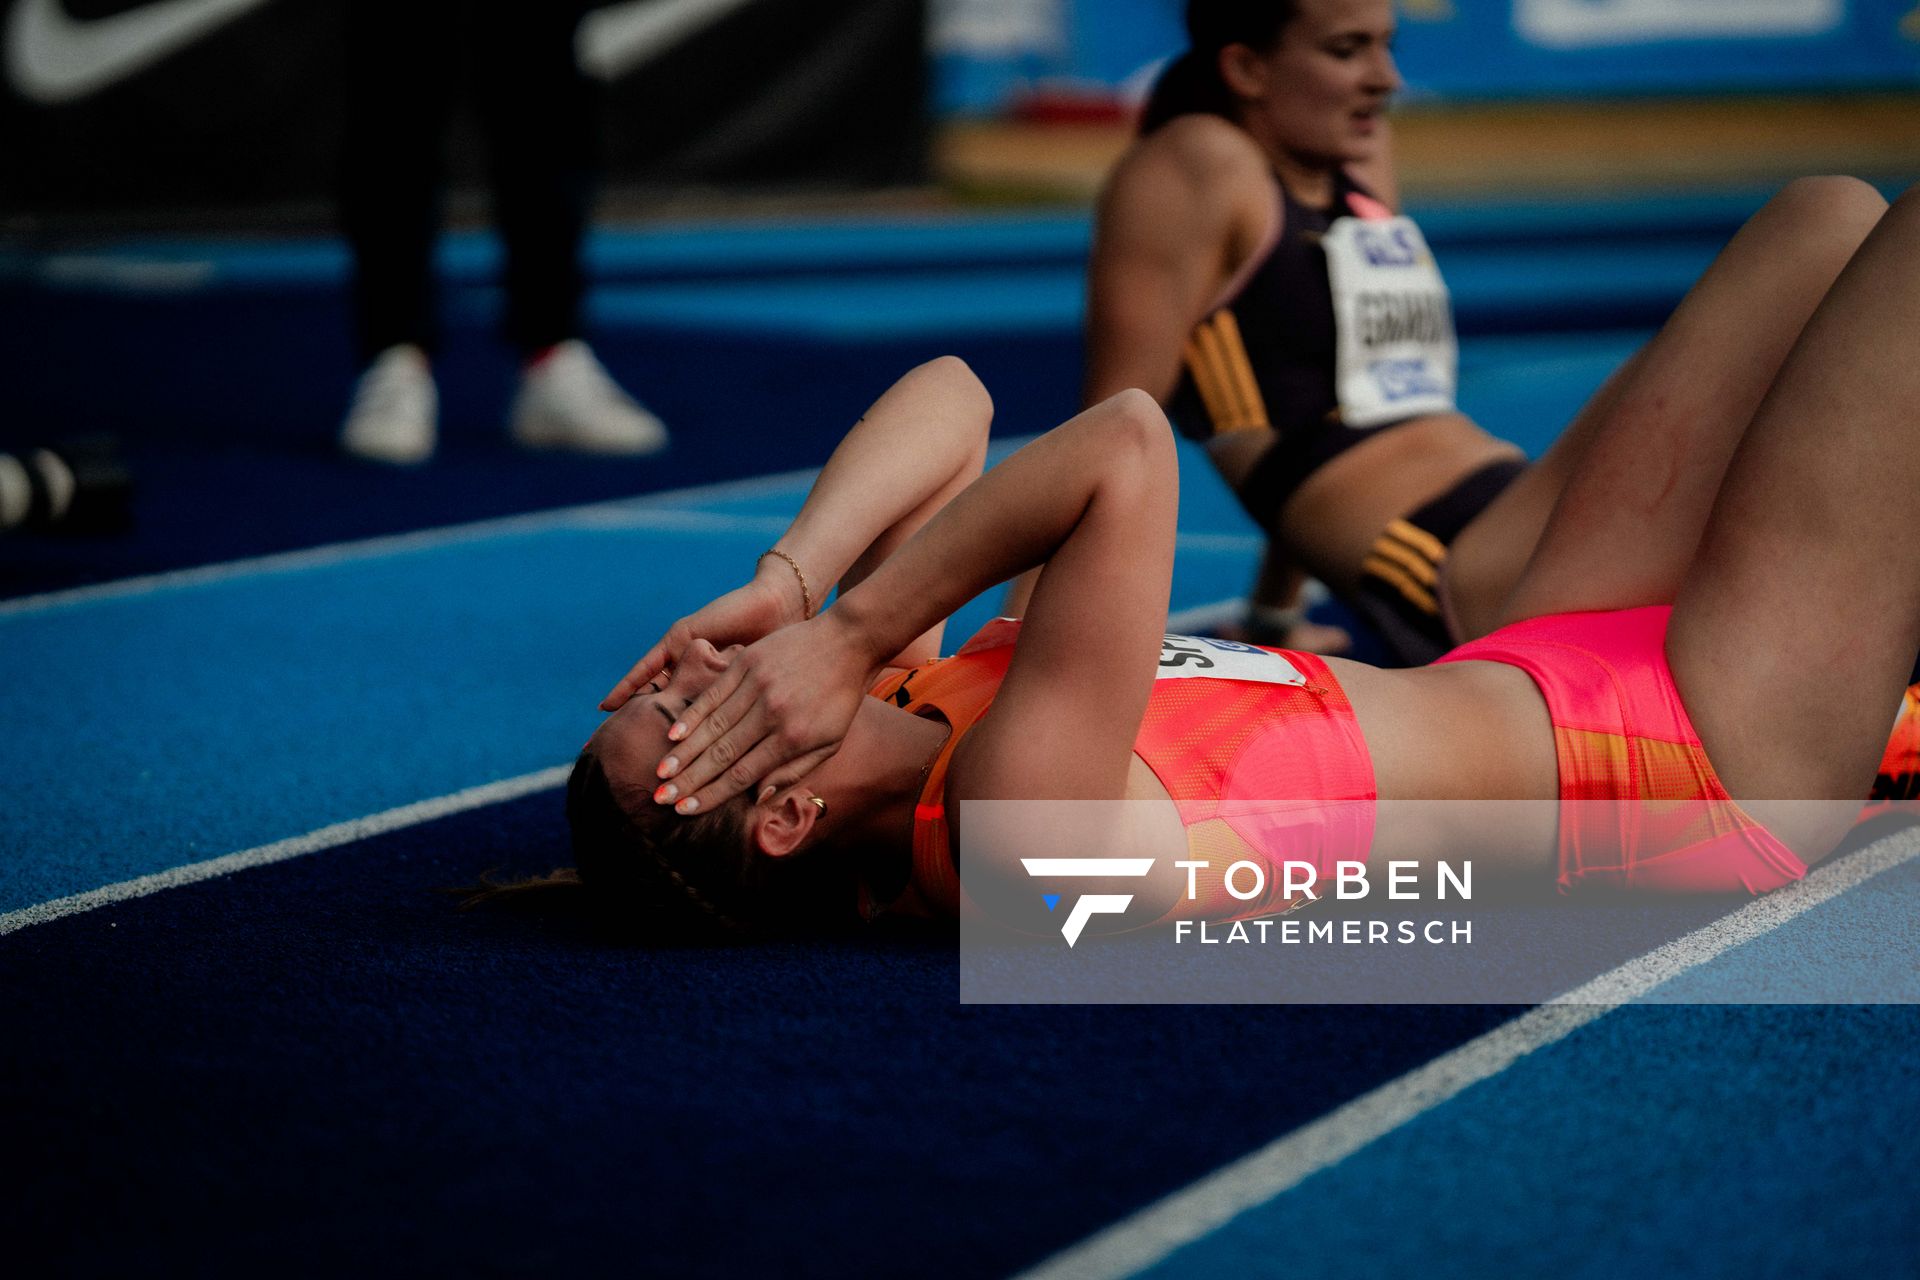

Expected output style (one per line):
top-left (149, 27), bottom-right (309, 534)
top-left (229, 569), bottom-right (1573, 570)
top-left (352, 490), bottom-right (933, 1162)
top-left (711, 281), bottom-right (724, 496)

top-left (1102, 386), bottom-right (1167, 431)
top-left (1777, 174), bottom-right (1887, 224)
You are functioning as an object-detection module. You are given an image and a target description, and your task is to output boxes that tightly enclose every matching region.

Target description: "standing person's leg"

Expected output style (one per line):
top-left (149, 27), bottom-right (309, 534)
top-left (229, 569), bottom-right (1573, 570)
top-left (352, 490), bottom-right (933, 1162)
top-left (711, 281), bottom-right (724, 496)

top-left (1669, 184), bottom-right (1920, 839)
top-left (478, 0), bottom-right (668, 454)
top-left (339, 0), bottom-right (454, 360)
top-left (1446, 178), bottom-right (1888, 636)
top-left (474, 0), bottom-right (595, 354)
top-left (337, 0), bottom-right (454, 463)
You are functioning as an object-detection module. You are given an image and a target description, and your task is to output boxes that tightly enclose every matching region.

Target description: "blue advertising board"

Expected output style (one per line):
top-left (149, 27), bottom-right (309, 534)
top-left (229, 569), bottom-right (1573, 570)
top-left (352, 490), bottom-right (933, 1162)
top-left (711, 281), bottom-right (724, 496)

top-left (1396, 0), bottom-right (1920, 99)
top-left (933, 0), bottom-right (1920, 114)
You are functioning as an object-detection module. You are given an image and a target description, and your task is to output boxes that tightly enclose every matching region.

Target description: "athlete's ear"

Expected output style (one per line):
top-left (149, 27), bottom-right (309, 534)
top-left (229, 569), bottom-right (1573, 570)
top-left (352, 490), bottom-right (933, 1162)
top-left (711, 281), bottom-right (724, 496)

top-left (750, 790), bottom-right (822, 860)
top-left (1217, 41), bottom-right (1276, 102)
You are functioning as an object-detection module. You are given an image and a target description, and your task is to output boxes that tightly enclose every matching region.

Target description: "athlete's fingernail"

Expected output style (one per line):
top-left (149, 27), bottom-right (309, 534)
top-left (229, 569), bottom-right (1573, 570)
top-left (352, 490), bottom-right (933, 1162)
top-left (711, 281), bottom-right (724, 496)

top-left (758, 784), bottom-right (776, 803)
top-left (654, 784), bottom-right (677, 805)
top-left (658, 756), bottom-right (679, 779)
top-left (668, 722), bottom-right (687, 741)
top-left (676, 797), bottom-right (700, 815)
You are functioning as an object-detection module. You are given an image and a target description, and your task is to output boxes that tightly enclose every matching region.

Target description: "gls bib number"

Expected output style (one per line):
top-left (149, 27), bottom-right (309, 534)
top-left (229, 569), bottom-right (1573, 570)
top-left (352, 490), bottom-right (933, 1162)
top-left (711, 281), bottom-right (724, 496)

top-left (1323, 215), bottom-right (1458, 428)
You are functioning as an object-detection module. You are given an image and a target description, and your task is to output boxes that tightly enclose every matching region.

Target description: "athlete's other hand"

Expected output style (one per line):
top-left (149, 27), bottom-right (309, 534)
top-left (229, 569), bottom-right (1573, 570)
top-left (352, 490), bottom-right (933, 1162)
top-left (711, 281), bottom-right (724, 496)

top-left (650, 611), bottom-right (873, 815)
top-left (600, 567), bottom-right (808, 712)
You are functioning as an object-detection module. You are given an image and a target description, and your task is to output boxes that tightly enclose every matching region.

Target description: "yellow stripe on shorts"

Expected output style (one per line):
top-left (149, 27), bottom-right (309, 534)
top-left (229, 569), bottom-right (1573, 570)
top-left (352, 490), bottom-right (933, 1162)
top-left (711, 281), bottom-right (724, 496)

top-left (1383, 517), bottom-right (1447, 564)
top-left (1361, 553), bottom-right (1440, 616)
top-left (1182, 311), bottom-right (1270, 434)
top-left (1366, 533), bottom-right (1439, 587)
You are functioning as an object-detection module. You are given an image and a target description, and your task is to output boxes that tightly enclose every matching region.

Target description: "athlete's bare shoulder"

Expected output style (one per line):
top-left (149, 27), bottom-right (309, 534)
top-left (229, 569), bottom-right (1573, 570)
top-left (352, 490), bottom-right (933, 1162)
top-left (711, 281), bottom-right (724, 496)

top-left (1114, 114), bottom-right (1270, 199)
top-left (1100, 115), bottom-right (1274, 253)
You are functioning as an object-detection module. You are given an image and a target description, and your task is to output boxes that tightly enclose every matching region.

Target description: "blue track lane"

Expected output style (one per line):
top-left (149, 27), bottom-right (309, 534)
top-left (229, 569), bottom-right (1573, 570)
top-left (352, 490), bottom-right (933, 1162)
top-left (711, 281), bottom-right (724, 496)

top-left (2, 519), bottom-right (797, 909)
top-left (1, 444), bottom-right (1289, 913)
top-left (1147, 1001), bottom-right (1920, 1279)
top-left (0, 794), bottom-right (1523, 1277)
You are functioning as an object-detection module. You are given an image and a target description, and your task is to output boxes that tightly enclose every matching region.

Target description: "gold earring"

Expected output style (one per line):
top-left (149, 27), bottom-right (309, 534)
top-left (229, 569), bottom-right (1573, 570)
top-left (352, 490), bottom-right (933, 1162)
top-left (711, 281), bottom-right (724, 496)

top-left (808, 796), bottom-right (827, 818)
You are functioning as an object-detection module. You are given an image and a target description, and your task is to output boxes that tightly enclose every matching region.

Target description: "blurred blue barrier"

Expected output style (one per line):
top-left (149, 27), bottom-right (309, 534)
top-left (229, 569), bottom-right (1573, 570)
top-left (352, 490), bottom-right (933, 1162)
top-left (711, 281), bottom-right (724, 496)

top-left (0, 183), bottom-right (1902, 445)
top-left (934, 0), bottom-right (1920, 115)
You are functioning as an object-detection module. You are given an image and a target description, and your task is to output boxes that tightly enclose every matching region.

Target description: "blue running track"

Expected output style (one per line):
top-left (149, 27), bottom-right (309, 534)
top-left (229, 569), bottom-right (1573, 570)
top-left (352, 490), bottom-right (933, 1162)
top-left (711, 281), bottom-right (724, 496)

top-left (3, 190), bottom-right (1917, 1276)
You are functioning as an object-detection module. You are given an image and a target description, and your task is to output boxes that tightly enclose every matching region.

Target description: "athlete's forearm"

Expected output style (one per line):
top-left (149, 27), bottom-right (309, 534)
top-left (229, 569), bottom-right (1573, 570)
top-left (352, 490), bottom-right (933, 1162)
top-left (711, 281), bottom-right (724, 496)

top-left (829, 390), bottom-right (1177, 665)
top-left (765, 357), bottom-right (992, 607)
top-left (650, 396), bottom-right (1175, 815)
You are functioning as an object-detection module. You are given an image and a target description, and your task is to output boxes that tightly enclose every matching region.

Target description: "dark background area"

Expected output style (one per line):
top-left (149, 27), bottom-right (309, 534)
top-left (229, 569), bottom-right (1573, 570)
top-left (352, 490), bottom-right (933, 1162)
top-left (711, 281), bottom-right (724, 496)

top-left (1, 0), bottom-right (928, 230)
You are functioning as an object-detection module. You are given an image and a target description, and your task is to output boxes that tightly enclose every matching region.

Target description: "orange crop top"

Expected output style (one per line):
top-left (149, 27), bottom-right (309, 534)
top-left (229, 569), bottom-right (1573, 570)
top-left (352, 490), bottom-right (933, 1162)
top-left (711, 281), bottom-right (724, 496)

top-left (860, 620), bottom-right (1377, 921)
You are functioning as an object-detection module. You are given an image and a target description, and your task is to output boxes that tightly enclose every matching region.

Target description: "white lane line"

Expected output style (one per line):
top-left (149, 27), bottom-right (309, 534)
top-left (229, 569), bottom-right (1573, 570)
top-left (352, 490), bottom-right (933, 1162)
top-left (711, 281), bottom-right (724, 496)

top-left (0, 466), bottom-right (824, 619)
top-left (1012, 824), bottom-right (1920, 1280)
top-left (3, 508), bottom-right (1251, 621)
top-left (634, 463), bottom-right (824, 507)
top-left (0, 432), bottom-right (1053, 619)
top-left (3, 458), bottom-right (1251, 621)
top-left (0, 765), bottom-right (569, 937)
top-left (547, 508), bottom-right (791, 533)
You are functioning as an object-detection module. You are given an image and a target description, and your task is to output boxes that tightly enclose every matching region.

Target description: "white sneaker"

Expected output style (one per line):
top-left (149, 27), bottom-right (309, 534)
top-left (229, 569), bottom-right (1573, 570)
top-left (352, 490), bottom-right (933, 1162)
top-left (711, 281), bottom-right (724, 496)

top-left (509, 340), bottom-right (668, 455)
top-left (340, 344), bottom-right (437, 465)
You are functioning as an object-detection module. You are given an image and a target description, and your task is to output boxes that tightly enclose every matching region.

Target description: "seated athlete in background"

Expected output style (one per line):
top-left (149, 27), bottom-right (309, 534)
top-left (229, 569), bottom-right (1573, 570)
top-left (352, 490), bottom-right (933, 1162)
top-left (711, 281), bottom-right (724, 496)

top-left (1028, 0), bottom-right (1840, 667)
top-left (534, 177), bottom-right (1919, 936)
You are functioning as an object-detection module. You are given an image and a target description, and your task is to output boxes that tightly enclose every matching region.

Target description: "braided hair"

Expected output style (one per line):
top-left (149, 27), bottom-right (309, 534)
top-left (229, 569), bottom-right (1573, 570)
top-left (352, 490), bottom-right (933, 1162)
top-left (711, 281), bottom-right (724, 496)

top-left (562, 748), bottom-right (855, 937)
top-left (565, 748), bottom-right (758, 933)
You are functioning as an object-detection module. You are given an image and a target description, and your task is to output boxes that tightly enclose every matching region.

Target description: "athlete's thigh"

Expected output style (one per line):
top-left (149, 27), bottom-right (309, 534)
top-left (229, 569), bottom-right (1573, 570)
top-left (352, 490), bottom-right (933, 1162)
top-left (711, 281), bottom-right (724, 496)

top-left (1444, 351), bottom-right (1640, 639)
top-left (1669, 184), bottom-right (1920, 822)
top-left (1494, 177), bottom-right (1888, 630)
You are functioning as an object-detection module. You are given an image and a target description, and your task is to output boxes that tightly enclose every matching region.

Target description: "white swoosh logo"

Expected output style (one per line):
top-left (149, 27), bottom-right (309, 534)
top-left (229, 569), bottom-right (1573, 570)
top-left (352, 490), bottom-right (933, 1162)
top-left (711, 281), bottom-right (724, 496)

top-left (577, 0), bottom-right (760, 81)
top-left (7, 0), bottom-right (754, 106)
top-left (6, 0), bottom-right (271, 104)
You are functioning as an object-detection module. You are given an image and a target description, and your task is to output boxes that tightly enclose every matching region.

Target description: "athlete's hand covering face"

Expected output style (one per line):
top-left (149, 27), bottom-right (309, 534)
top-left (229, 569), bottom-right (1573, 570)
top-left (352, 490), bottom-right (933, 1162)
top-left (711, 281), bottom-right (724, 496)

top-left (601, 564), bottom-right (810, 712)
top-left (648, 610), bottom-right (875, 816)
top-left (594, 638), bottom-right (741, 790)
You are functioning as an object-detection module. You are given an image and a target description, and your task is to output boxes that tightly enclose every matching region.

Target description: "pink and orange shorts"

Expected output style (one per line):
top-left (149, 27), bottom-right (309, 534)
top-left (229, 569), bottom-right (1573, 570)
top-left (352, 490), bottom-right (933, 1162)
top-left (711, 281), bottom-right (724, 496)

top-left (1438, 606), bottom-right (1808, 895)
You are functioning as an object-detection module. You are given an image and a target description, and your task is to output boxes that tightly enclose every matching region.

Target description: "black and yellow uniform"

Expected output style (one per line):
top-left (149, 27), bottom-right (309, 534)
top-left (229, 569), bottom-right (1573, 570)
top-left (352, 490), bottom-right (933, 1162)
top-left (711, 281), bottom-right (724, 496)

top-left (1167, 171), bottom-right (1520, 666)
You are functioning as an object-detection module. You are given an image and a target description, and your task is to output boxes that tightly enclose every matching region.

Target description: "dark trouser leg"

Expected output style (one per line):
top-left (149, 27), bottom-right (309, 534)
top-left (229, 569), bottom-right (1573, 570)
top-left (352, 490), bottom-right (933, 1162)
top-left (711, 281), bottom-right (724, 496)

top-left (473, 1), bottom-right (600, 354)
top-left (339, 0), bottom-right (455, 360)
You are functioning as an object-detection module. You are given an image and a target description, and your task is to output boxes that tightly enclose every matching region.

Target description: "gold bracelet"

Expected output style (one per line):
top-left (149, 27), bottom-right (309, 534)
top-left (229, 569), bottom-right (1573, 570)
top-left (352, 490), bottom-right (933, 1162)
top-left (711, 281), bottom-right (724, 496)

top-left (759, 548), bottom-right (815, 620)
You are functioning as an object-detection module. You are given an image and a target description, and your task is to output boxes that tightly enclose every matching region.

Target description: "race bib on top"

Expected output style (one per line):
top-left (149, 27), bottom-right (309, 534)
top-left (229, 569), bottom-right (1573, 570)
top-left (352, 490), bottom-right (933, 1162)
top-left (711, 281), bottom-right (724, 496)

top-left (1157, 633), bottom-right (1307, 686)
top-left (958, 620), bottom-right (1308, 687)
top-left (1322, 215), bottom-right (1457, 428)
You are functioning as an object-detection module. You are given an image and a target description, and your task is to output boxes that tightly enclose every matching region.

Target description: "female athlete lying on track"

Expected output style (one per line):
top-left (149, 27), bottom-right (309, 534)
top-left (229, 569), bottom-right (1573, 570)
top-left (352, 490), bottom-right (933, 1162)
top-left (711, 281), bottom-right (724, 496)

top-left (549, 178), bottom-right (1919, 935)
